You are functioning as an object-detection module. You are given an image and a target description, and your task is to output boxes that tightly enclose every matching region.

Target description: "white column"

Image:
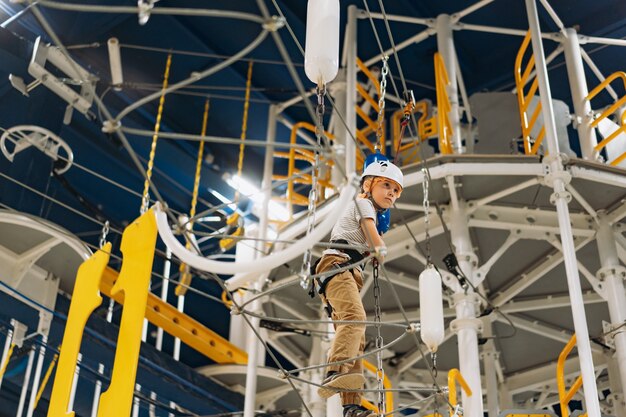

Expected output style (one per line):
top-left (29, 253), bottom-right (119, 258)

top-left (156, 247), bottom-right (172, 351)
top-left (524, 2), bottom-right (601, 416)
top-left (436, 14), bottom-right (463, 154)
top-left (242, 100), bottom-right (278, 417)
top-left (481, 320), bottom-right (499, 417)
top-left (448, 200), bottom-right (484, 417)
top-left (597, 213), bottom-right (626, 395)
top-left (26, 335), bottom-right (47, 417)
top-left (0, 321), bottom-right (14, 391)
top-left (69, 353), bottom-right (81, 411)
top-left (345, 5), bottom-right (358, 176)
top-left (562, 28), bottom-right (598, 160)
top-left (329, 73), bottom-right (348, 190)
top-left (17, 348), bottom-right (35, 417)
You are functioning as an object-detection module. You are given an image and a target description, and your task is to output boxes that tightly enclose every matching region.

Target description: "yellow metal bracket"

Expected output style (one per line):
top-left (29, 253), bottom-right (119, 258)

top-left (48, 243), bottom-right (111, 417)
top-left (97, 209), bottom-right (158, 417)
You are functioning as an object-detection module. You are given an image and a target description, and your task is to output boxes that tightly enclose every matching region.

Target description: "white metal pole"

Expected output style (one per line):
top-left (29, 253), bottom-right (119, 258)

top-left (26, 335), bottom-right (47, 417)
top-left (597, 213), bottom-right (626, 394)
top-left (449, 200), bottom-right (484, 417)
top-left (68, 353), bottom-right (81, 411)
top-left (436, 14), bottom-right (463, 154)
top-left (562, 28), bottom-right (598, 160)
top-left (0, 322), bottom-right (14, 390)
top-left (91, 363), bottom-right (104, 417)
top-left (481, 320), bottom-right (500, 417)
top-left (242, 283), bottom-right (262, 417)
top-left (345, 5), bottom-right (358, 176)
top-left (329, 75), bottom-right (348, 190)
top-left (17, 348), bottom-right (35, 417)
top-left (241, 101), bottom-right (278, 417)
top-left (525, 2), bottom-right (601, 416)
top-left (174, 296), bottom-right (184, 360)
top-left (156, 247), bottom-right (172, 351)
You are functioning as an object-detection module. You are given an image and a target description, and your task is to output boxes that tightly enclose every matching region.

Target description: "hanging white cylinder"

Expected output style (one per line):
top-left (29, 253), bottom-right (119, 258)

top-left (304, 0), bottom-right (340, 85)
top-left (419, 265), bottom-right (445, 352)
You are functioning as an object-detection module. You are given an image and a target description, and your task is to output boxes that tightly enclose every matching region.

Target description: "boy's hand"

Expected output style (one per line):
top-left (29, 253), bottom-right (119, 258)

top-left (373, 246), bottom-right (387, 264)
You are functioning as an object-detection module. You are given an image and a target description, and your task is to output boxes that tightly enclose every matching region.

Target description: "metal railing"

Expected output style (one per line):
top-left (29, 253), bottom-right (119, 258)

top-left (585, 71), bottom-right (626, 166)
top-left (272, 121), bottom-right (335, 218)
top-left (515, 31), bottom-right (545, 155)
top-left (361, 359), bottom-right (394, 417)
top-left (391, 100), bottom-right (434, 165)
top-left (434, 53), bottom-right (454, 155)
top-left (356, 58), bottom-right (386, 169)
top-left (556, 334), bottom-right (587, 417)
top-left (448, 368), bottom-right (472, 417)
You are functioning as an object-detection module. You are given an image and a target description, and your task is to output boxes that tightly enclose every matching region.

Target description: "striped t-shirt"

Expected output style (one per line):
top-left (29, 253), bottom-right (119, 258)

top-left (322, 197), bottom-right (377, 263)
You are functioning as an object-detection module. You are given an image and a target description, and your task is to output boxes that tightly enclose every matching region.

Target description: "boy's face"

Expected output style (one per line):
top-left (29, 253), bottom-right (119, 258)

top-left (369, 178), bottom-right (402, 209)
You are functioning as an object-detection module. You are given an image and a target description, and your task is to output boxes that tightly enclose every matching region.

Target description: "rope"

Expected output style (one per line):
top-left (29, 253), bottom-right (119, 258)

top-left (233, 60), bottom-right (254, 203)
top-left (141, 53), bottom-right (173, 213)
top-left (176, 99), bottom-right (210, 296)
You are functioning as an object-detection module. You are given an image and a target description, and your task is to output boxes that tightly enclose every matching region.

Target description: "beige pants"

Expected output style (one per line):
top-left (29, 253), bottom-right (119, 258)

top-left (317, 254), bottom-right (366, 405)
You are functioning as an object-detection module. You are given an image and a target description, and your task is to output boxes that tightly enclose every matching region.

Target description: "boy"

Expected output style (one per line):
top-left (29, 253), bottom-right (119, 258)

top-left (315, 160), bottom-right (403, 417)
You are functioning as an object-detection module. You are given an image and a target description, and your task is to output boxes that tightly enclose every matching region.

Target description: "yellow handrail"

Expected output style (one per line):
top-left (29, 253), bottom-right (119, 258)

top-left (514, 31), bottom-right (546, 155)
top-left (448, 368), bottom-right (472, 417)
top-left (272, 122), bottom-right (335, 218)
top-left (361, 359), bottom-right (394, 417)
top-left (355, 58), bottom-right (386, 170)
top-left (556, 334), bottom-right (587, 417)
top-left (392, 100), bottom-right (432, 165)
top-left (585, 71), bottom-right (626, 165)
top-left (434, 53), bottom-right (454, 155)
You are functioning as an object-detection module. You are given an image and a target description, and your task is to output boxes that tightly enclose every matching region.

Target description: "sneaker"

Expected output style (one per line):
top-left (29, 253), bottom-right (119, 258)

top-left (343, 404), bottom-right (374, 417)
top-left (317, 371), bottom-right (366, 399)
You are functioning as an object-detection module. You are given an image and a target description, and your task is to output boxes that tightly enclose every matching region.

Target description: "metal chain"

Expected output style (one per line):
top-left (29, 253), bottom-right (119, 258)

top-left (375, 56), bottom-right (389, 148)
top-left (300, 85), bottom-right (325, 289)
top-left (99, 220), bottom-right (110, 249)
top-left (422, 168), bottom-right (432, 264)
top-left (372, 261), bottom-right (386, 415)
top-left (431, 351), bottom-right (438, 379)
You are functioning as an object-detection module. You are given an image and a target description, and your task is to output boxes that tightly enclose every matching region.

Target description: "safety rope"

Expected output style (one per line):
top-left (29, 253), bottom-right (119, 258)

top-left (299, 84), bottom-right (325, 290)
top-left (141, 53), bottom-right (173, 214)
top-left (372, 261), bottom-right (386, 416)
top-left (176, 99), bottom-right (210, 296)
top-left (219, 61), bottom-right (253, 252)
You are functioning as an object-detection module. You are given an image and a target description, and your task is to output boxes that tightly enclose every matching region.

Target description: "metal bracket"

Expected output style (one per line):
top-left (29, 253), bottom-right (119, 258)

top-left (27, 37), bottom-right (97, 124)
top-left (549, 190), bottom-right (572, 205)
top-left (596, 265), bottom-right (626, 282)
top-left (0, 125), bottom-right (74, 174)
top-left (450, 317), bottom-right (483, 334)
top-left (602, 320), bottom-right (618, 350)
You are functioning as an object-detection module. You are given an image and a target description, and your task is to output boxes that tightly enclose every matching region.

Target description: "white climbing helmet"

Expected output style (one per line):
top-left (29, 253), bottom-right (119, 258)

top-left (361, 160), bottom-right (403, 188)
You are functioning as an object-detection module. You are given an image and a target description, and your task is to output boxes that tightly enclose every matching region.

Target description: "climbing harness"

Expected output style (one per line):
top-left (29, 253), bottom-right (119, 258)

top-left (220, 60), bottom-right (253, 252)
top-left (141, 53), bottom-right (172, 214)
top-left (176, 99), bottom-right (210, 296)
top-left (372, 260), bottom-right (386, 416)
top-left (299, 83), bottom-right (326, 291)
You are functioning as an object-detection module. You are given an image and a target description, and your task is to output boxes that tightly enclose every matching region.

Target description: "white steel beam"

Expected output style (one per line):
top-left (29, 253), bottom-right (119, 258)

top-left (491, 236), bottom-right (594, 307)
top-left (494, 313), bottom-right (603, 354)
